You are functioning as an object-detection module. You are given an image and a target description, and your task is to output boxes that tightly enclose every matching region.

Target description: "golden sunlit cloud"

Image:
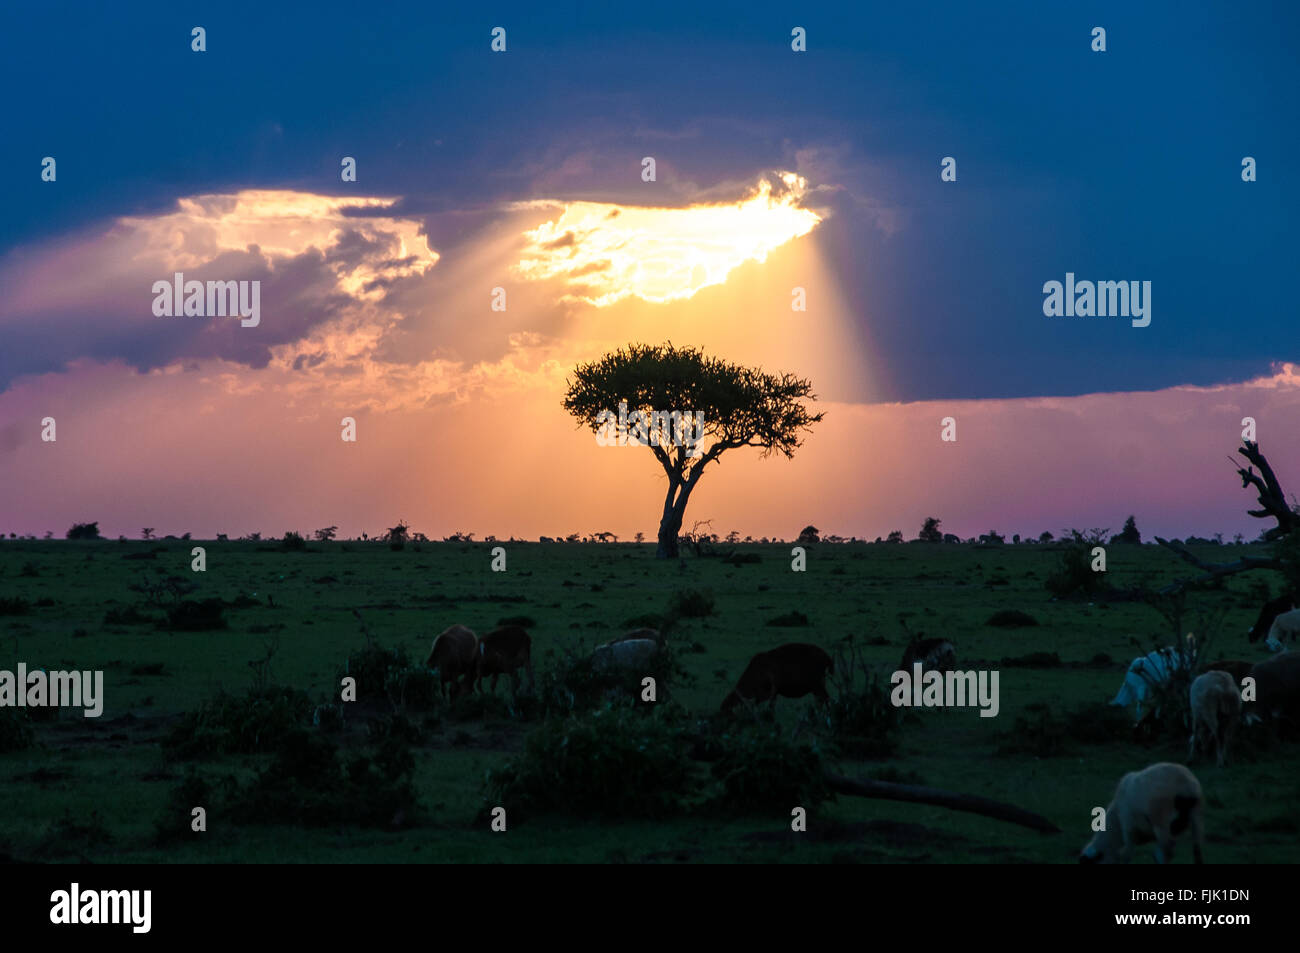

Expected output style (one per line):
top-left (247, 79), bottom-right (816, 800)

top-left (114, 190), bottom-right (439, 299)
top-left (510, 172), bottom-right (823, 306)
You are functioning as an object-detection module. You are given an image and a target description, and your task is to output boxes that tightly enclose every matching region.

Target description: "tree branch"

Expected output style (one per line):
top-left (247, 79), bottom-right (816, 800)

top-left (1153, 536), bottom-right (1282, 595)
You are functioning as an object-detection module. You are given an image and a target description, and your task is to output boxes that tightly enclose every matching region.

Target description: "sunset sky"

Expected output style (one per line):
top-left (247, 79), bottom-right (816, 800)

top-left (2, 2), bottom-right (1298, 542)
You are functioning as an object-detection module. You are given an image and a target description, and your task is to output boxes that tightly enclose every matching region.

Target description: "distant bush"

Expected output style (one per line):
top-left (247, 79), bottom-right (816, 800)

top-left (766, 611), bottom-right (810, 627)
top-left (485, 705), bottom-right (693, 820)
top-left (985, 609), bottom-right (1039, 627)
top-left (0, 709), bottom-right (35, 752)
top-left (1045, 543), bottom-right (1106, 598)
top-left (999, 651), bottom-right (1061, 668)
top-left (281, 531), bottom-right (307, 551)
top-left (66, 521), bottom-right (101, 540)
top-left (496, 615), bottom-right (536, 628)
top-left (996, 702), bottom-right (1068, 757)
top-left (103, 606), bottom-right (154, 626)
top-left (163, 685), bottom-right (313, 759)
top-left (622, 613), bottom-right (663, 630)
top-left (163, 599), bottom-right (227, 631)
top-left (668, 588), bottom-right (714, 619)
top-left (0, 597), bottom-right (31, 616)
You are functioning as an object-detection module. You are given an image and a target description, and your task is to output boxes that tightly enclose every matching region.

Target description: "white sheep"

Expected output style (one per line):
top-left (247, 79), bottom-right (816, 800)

top-left (1265, 608), bottom-right (1300, 652)
top-left (1079, 762), bottom-right (1205, 864)
top-left (1188, 670), bottom-right (1241, 766)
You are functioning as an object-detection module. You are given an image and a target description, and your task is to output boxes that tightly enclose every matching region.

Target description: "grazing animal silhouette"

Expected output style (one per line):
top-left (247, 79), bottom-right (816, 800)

top-left (721, 643), bottom-right (833, 714)
top-left (1245, 651), bottom-right (1300, 724)
top-left (425, 624), bottom-right (478, 701)
top-left (475, 625), bottom-right (534, 696)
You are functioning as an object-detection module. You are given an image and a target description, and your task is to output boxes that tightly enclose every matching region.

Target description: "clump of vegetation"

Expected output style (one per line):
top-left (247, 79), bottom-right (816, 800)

top-left (386, 664), bottom-right (442, 713)
top-left (0, 597), bottom-right (31, 616)
top-left (281, 531), bottom-right (307, 551)
top-left (163, 599), bottom-right (227, 631)
top-left (341, 644), bottom-right (411, 704)
top-left (999, 651), bottom-right (1061, 668)
top-left (668, 587), bottom-right (715, 619)
top-left (497, 615), bottom-right (536, 628)
top-left (1059, 701), bottom-right (1133, 744)
top-left (172, 729), bottom-right (421, 830)
top-left (535, 641), bottom-right (692, 714)
top-left (0, 709), bottom-right (35, 752)
top-left (996, 703), bottom-right (1069, 757)
top-left (701, 718), bottom-right (833, 814)
top-left (819, 637), bottom-right (903, 757)
top-left (1045, 541), bottom-right (1107, 598)
top-left (985, 609), bottom-right (1039, 627)
top-left (103, 606), bottom-right (154, 626)
top-left (65, 521), bottom-right (102, 540)
top-left (163, 685), bottom-right (313, 759)
top-left (154, 768), bottom-right (222, 843)
top-left (622, 613), bottom-right (663, 630)
top-left (484, 704), bottom-right (694, 820)
top-left (766, 610), bottom-right (810, 627)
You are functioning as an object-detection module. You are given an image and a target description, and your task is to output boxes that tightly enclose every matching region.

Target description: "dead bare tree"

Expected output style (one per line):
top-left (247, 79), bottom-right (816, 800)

top-left (1154, 441), bottom-right (1293, 594)
top-left (1235, 440), bottom-right (1298, 540)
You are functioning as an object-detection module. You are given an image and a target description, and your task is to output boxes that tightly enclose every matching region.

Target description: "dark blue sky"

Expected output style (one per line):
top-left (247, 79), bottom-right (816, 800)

top-left (3, 0), bottom-right (1296, 401)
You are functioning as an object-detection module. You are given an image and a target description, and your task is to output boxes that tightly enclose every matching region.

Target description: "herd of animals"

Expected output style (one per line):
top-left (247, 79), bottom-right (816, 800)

top-left (418, 589), bottom-right (1300, 864)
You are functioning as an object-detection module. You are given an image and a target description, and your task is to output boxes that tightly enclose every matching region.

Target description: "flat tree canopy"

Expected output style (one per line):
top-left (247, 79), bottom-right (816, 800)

top-left (563, 342), bottom-right (824, 557)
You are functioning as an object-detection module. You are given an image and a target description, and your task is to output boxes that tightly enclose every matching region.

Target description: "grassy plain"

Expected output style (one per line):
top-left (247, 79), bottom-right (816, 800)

top-left (1, 538), bottom-right (1296, 863)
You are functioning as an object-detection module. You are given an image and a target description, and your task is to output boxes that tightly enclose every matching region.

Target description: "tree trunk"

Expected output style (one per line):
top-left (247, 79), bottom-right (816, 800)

top-left (655, 481), bottom-right (692, 558)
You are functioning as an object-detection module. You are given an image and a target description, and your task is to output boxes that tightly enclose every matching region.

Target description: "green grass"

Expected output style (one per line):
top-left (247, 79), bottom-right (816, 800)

top-left (0, 537), bottom-right (1296, 863)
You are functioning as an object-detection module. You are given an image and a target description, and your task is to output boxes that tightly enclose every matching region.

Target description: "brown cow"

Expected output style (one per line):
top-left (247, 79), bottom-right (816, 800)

top-left (1246, 652), bottom-right (1300, 724)
top-left (1200, 659), bottom-right (1254, 686)
top-left (475, 625), bottom-right (535, 696)
top-left (425, 624), bottom-right (478, 700)
top-left (720, 643), bottom-right (833, 714)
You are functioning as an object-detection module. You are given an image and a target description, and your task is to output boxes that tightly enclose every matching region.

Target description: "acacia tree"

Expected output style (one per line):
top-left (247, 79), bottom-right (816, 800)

top-left (563, 343), bottom-right (824, 558)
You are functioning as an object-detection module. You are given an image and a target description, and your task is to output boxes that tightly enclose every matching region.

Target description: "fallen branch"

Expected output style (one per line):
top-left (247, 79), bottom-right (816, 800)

top-left (824, 771), bottom-right (1060, 833)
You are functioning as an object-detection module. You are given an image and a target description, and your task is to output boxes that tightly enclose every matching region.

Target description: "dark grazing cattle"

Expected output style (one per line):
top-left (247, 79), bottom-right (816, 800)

top-left (1247, 592), bottom-right (1297, 643)
top-left (1200, 659), bottom-right (1254, 686)
top-left (425, 624), bottom-right (478, 701)
top-left (720, 643), bottom-right (833, 714)
top-left (1246, 652), bottom-right (1300, 724)
top-left (474, 625), bottom-right (535, 695)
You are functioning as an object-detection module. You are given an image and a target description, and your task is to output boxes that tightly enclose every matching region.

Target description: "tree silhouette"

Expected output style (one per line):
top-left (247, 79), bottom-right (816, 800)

top-left (563, 343), bottom-right (823, 557)
top-left (918, 517), bottom-right (942, 543)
